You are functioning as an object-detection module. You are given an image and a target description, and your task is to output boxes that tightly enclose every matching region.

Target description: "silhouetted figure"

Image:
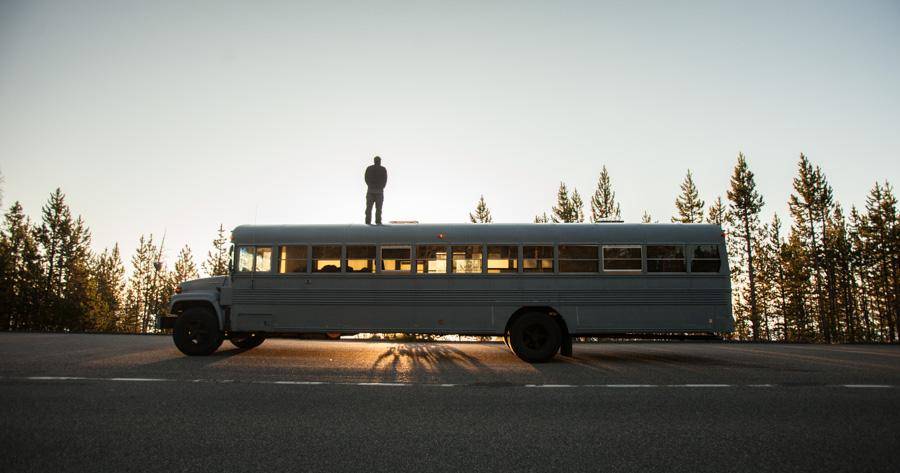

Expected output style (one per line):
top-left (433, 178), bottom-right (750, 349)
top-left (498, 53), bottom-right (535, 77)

top-left (364, 156), bottom-right (387, 225)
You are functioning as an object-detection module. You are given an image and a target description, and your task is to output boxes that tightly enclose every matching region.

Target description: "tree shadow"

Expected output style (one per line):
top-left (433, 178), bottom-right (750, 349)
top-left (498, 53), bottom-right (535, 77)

top-left (368, 343), bottom-right (501, 383)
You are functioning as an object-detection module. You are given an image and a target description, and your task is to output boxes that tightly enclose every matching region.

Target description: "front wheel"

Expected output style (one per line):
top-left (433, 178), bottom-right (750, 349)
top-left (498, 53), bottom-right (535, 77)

top-left (507, 312), bottom-right (562, 363)
top-left (173, 307), bottom-right (223, 356)
top-left (229, 333), bottom-right (266, 350)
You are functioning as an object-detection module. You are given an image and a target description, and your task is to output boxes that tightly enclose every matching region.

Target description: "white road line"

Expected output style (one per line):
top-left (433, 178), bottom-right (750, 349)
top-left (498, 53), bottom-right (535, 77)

top-left (5, 377), bottom-right (894, 389)
top-left (602, 384), bottom-right (658, 388)
top-left (108, 378), bottom-right (168, 382)
top-left (354, 382), bottom-right (411, 387)
top-left (670, 384), bottom-right (732, 388)
top-left (26, 376), bottom-right (89, 381)
top-left (271, 381), bottom-right (327, 385)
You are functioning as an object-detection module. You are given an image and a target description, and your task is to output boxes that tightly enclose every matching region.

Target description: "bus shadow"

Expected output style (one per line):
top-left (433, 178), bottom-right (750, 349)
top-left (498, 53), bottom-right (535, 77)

top-left (369, 343), bottom-right (496, 381)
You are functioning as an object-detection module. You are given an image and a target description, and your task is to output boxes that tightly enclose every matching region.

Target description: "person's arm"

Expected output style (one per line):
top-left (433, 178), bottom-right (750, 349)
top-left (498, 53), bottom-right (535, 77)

top-left (382, 168), bottom-right (387, 188)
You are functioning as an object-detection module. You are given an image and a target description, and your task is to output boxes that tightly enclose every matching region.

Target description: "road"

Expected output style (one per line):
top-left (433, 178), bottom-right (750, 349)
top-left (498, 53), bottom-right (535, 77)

top-left (1, 333), bottom-right (899, 472)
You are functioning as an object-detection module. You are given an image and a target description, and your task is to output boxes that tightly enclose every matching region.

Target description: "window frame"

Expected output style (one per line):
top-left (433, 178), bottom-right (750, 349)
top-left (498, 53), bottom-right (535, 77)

top-left (344, 244), bottom-right (377, 274)
top-left (379, 245), bottom-right (413, 274)
top-left (601, 244), bottom-right (644, 273)
top-left (415, 244), bottom-right (450, 275)
top-left (689, 243), bottom-right (723, 274)
top-left (235, 245), bottom-right (275, 273)
top-left (485, 243), bottom-right (520, 274)
top-left (278, 244), bottom-right (310, 274)
top-left (310, 244), bottom-right (344, 274)
top-left (449, 243), bottom-right (485, 275)
top-left (645, 244), bottom-right (687, 273)
top-left (557, 243), bottom-right (600, 274)
top-left (521, 243), bottom-right (556, 274)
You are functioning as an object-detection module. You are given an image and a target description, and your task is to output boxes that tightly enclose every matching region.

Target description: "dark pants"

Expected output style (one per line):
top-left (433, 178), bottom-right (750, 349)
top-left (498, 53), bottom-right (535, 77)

top-left (365, 192), bottom-right (383, 225)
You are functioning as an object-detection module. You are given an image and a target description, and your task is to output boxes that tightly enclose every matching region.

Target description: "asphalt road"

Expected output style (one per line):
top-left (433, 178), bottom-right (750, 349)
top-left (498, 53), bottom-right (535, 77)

top-left (1, 333), bottom-right (899, 473)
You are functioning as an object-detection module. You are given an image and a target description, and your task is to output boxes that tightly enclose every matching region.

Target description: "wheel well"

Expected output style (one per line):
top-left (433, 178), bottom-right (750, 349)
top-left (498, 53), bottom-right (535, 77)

top-left (505, 306), bottom-right (570, 336)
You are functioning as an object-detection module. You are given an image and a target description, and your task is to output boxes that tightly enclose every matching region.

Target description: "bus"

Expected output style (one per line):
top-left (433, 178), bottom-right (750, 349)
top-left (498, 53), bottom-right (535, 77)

top-left (156, 223), bottom-right (733, 362)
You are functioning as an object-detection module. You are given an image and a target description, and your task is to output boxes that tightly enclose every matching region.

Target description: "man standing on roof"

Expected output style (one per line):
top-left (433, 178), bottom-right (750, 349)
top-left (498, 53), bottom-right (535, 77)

top-left (364, 156), bottom-right (387, 225)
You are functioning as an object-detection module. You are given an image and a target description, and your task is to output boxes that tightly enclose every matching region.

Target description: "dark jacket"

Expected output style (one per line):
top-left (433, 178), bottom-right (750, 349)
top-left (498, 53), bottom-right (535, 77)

top-left (365, 164), bottom-right (387, 193)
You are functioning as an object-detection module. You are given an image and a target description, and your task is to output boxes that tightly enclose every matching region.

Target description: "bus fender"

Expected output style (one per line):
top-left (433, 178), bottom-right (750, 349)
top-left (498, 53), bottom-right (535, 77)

top-left (169, 292), bottom-right (225, 330)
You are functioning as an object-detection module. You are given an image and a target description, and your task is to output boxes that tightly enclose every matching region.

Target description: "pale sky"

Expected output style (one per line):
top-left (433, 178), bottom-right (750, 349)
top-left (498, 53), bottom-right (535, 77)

top-left (1, 0), bottom-right (898, 270)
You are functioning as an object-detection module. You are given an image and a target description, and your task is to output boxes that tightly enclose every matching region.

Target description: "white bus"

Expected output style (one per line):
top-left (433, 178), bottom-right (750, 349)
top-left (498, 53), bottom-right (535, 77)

top-left (157, 223), bottom-right (732, 362)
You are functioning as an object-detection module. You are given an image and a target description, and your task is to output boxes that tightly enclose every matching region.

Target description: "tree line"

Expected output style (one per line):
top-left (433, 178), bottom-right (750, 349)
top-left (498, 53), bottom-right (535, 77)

top-left (470, 153), bottom-right (899, 343)
top-left (1, 153), bottom-right (898, 343)
top-left (0, 188), bottom-right (231, 333)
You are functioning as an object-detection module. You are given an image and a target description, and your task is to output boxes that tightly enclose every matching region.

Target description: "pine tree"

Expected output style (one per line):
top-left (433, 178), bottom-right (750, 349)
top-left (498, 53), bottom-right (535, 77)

top-left (590, 166), bottom-right (622, 222)
top-left (788, 154), bottom-right (835, 342)
top-left (202, 224), bottom-right (230, 277)
top-left (641, 211), bottom-right (652, 223)
top-left (124, 235), bottom-right (167, 333)
top-left (34, 189), bottom-right (93, 330)
top-left (859, 181), bottom-right (899, 341)
top-left (551, 183), bottom-right (585, 223)
top-left (571, 189), bottom-right (585, 223)
top-left (727, 153), bottom-right (764, 341)
top-left (707, 196), bottom-right (727, 226)
top-left (672, 170), bottom-right (705, 223)
top-left (87, 244), bottom-right (126, 332)
top-left (534, 212), bottom-right (550, 223)
top-left (171, 245), bottom-right (199, 285)
top-left (469, 195), bottom-right (493, 223)
top-left (551, 183), bottom-right (573, 223)
top-left (0, 202), bottom-right (42, 330)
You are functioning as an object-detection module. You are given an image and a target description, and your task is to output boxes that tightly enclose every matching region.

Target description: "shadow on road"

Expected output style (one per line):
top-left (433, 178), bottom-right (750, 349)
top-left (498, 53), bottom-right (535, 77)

top-left (369, 343), bottom-right (502, 382)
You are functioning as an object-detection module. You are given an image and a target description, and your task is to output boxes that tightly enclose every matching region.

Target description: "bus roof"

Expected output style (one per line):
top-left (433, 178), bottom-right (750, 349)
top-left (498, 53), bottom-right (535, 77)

top-left (231, 223), bottom-right (725, 245)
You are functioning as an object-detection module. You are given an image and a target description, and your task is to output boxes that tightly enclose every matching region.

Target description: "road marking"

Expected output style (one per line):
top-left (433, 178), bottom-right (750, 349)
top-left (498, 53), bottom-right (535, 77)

top-left (27, 376), bottom-right (89, 381)
top-left (354, 382), bottom-right (411, 387)
top-left (272, 381), bottom-right (327, 385)
top-left (670, 384), bottom-right (731, 388)
top-left (108, 377), bottom-right (168, 382)
top-left (602, 384), bottom-right (658, 388)
top-left (4, 377), bottom-right (895, 389)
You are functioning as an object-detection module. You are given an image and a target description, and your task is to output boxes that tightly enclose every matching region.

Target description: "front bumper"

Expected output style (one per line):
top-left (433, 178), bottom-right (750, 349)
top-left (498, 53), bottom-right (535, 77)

top-left (155, 314), bottom-right (178, 330)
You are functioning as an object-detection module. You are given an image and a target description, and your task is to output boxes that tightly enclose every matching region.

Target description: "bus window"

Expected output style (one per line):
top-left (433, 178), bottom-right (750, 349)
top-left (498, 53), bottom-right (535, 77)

top-left (523, 246), bottom-right (553, 273)
top-left (451, 245), bottom-right (483, 274)
top-left (559, 245), bottom-right (598, 273)
top-left (487, 245), bottom-right (518, 273)
top-left (381, 246), bottom-right (411, 272)
top-left (603, 246), bottom-right (641, 271)
top-left (312, 245), bottom-right (341, 273)
top-left (691, 245), bottom-right (721, 273)
top-left (646, 245), bottom-right (686, 272)
top-left (416, 245), bottom-right (448, 274)
top-left (346, 245), bottom-right (376, 273)
top-left (255, 246), bottom-right (273, 272)
top-left (237, 246), bottom-right (255, 272)
top-left (279, 245), bottom-right (308, 273)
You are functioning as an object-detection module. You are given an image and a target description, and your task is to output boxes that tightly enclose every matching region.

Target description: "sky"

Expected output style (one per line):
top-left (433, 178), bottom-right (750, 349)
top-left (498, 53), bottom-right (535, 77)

top-left (1, 0), bottom-right (898, 269)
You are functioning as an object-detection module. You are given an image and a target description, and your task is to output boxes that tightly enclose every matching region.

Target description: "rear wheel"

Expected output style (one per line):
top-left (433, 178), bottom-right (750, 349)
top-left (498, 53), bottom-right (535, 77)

top-left (173, 307), bottom-right (223, 356)
top-left (507, 312), bottom-right (562, 363)
top-left (229, 333), bottom-right (266, 350)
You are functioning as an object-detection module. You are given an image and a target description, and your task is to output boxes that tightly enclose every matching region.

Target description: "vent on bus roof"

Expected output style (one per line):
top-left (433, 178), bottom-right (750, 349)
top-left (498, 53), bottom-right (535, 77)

top-left (388, 220), bottom-right (419, 224)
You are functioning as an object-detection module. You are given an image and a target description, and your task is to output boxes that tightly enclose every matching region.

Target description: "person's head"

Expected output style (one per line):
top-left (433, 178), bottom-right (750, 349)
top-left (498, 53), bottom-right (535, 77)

top-left (374, 156), bottom-right (381, 165)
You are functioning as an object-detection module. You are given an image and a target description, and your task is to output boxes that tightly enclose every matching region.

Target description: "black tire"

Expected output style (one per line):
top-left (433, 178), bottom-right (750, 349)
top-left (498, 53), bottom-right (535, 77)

top-left (508, 312), bottom-right (562, 363)
top-left (173, 307), bottom-right (224, 356)
top-left (229, 333), bottom-right (266, 350)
